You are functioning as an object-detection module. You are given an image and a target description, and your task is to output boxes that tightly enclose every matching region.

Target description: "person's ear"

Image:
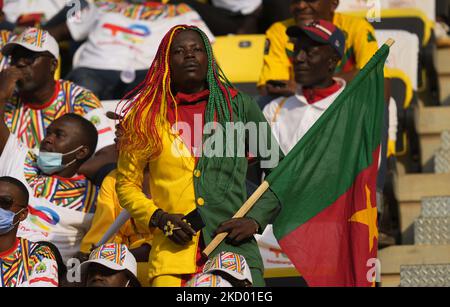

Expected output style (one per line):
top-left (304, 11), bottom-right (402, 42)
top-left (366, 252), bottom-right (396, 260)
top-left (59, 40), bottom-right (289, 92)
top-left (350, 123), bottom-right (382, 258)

top-left (328, 53), bottom-right (340, 73)
top-left (50, 58), bottom-right (58, 75)
top-left (18, 208), bottom-right (28, 222)
top-left (75, 145), bottom-right (90, 161)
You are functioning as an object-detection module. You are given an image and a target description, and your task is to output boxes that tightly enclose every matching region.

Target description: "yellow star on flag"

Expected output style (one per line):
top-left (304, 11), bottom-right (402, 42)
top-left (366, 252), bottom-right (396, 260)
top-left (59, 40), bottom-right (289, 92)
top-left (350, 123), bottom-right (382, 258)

top-left (349, 184), bottom-right (379, 252)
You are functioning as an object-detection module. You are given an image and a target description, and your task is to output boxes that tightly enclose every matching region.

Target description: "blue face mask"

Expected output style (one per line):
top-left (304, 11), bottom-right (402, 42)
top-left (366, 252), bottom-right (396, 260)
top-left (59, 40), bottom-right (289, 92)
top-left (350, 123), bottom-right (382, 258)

top-left (37, 146), bottom-right (84, 175)
top-left (0, 207), bottom-right (25, 235)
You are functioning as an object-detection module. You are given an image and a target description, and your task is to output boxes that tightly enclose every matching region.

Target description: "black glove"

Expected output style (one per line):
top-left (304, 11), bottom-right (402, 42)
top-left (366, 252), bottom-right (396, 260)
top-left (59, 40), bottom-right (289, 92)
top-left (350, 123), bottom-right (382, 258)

top-left (150, 209), bottom-right (196, 245)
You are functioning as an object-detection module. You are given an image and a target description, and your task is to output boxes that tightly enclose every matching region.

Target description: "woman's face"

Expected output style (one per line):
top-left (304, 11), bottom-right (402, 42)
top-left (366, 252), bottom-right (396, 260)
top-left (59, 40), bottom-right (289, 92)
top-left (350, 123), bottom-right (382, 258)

top-left (170, 30), bottom-right (208, 93)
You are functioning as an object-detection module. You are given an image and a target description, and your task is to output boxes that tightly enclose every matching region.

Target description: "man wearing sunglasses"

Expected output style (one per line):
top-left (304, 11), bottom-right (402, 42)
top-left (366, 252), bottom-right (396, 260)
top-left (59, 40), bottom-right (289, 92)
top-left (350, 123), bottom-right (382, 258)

top-left (0, 176), bottom-right (60, 287)
top-left (257, 0), bottom-right (383, 98)
top-left (0, 27), bottom-right (115, 180)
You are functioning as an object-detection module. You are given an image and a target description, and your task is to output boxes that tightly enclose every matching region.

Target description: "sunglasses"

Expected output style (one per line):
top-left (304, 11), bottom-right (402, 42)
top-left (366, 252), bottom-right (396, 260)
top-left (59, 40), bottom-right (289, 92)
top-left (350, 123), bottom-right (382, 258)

top-left (10, 51), bottom-right (54, 66)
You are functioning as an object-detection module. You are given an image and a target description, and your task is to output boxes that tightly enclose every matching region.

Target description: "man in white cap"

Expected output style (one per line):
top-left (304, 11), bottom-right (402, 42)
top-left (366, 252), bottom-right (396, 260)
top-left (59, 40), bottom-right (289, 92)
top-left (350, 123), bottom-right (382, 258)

top-left (0, 27), bottom-right (115, 179)
top-left (80, 243), bottom-right (141, 287)
top-left (186, 251), bottom-right (253, 287)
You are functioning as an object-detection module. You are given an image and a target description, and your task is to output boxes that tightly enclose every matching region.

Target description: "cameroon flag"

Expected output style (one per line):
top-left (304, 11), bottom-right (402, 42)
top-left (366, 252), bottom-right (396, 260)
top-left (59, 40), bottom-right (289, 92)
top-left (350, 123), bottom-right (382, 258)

top-left (266, 43), bottom-right (390, 286)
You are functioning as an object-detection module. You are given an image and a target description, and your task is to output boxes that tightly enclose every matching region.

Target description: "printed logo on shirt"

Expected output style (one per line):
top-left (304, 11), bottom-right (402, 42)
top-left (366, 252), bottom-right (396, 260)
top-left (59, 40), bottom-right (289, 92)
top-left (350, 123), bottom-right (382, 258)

top-left (28, 206), bottom-right (60, 231)
top-left (35, 261), bottom-right (48, 274)
top-left (29, 258), bottom-right (59, 287)
top-left (90, 115), bottom-right (101, 126)
top-left (102, 23), bottom-right (151, 44)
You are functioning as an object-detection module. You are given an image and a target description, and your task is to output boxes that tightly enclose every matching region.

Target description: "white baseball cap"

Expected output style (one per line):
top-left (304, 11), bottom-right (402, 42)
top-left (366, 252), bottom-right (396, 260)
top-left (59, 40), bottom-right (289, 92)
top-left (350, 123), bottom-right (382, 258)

top-left (185, 272), bottom-right (233, 287)
top-left (202, 251), bottom-right (253, 286)
top-left (79, 243), bottom-right (138, 281)
top-left (2, 27), bottom-right (59, 59)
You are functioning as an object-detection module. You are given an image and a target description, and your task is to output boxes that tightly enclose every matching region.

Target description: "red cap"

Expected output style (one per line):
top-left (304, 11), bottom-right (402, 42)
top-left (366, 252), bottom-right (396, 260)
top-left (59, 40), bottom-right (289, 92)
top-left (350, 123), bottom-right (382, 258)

top-left (286, 19), bottom-right (346, 58)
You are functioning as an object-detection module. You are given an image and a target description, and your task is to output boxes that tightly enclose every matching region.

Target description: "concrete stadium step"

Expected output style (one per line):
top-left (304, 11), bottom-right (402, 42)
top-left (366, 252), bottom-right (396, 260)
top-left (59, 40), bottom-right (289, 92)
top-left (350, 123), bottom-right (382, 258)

top-left (394, 173), bottom-right (450, 244)
top-left (442, 131), bottom-right (450, 150)
top-left (415, 106), bottom-right (450, 168)
top-left (400, 264), bottom-right (450, 287)
top-left (421, 196), bottom-right (450, 218)
top-left (414, 217), bottom-right (450, 245)
top-left (379, 245), bottom-right (450, 287)
top-left (435, 148), bottom-right (450, 173)
top-left (435, 131), bottom-right (450, 173)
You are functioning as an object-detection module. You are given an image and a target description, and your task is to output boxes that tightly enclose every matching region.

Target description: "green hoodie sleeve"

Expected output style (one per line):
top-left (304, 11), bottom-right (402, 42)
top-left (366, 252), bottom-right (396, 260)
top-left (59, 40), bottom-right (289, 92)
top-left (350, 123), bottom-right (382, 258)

top-left (241, 94), bottom-right (283, 233)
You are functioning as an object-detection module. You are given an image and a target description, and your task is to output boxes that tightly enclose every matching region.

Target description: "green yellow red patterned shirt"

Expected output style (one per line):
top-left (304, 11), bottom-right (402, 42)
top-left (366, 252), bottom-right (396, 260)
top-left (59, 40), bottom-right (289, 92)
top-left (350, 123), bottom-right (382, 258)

top-left (0, 237), bottom-right (58, 287)
top-left (3, 79), bottom-right (114, 150)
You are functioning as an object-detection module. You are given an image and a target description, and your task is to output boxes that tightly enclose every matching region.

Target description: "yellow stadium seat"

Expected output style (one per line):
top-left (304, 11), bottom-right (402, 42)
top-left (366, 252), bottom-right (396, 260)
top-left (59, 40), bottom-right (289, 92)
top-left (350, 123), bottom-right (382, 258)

top-left (212, 34), bottom-right (266, 84)
top-left (343, 8), bottom-right (433, 47)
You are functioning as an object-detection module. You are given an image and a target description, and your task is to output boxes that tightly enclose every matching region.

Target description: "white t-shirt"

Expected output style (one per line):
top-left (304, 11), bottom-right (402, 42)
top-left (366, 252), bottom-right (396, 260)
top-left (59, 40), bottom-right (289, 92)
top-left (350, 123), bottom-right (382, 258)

top-left (3, 0), bottom-right (68, 23)
top-left (211, 0), bottom-right (262, 15)
top-left (68, 1), bottom-right (215, 71)
top-left (256, 78), bottom-right (346, 270)
top-left (0, 135), bottom-right (98, 262)
top-left (263, 78), bottom-right (346, 155)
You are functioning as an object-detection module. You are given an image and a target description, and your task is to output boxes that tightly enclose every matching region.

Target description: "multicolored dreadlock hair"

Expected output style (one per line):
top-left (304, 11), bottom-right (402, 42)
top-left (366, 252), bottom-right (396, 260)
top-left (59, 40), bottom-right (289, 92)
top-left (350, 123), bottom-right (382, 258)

top-left (118, 25), bottom-right (241, 161)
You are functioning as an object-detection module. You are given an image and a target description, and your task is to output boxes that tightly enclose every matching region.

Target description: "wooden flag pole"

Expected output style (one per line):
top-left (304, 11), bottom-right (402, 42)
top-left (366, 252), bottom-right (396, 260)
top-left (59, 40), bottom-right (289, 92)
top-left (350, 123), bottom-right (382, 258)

top-left (202, 180), bottom-right (270, 256)
top-left (385, 38), bottom-right (395, 47)
top-left (203, 38), bottom-right (395, 257)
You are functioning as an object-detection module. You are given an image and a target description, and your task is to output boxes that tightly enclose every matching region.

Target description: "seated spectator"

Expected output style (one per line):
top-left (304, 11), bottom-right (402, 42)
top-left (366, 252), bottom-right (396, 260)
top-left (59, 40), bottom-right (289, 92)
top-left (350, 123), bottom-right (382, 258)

top-left (1, 27), bottom-right (116, 179)
top-left (79, 169), bottom-right (152, 263)
top-left (0, 102), bottom-right (102, 261)
top-left (258, 0), bottom-right (381, 98)
top-left (80, 243), bottom-right (141, 287)
top-left (2, 0), bottom-right (66, 27)
top-left (0, 176), bottom-right (59, 287)
top-left (45, 0), bottom-right (214, 100)
top-left (263, 20), bottom-right (345, 153)
top-left (170, 0), bottom-right (263, 35)
top-left (257, 20), bottom-right (346, 265)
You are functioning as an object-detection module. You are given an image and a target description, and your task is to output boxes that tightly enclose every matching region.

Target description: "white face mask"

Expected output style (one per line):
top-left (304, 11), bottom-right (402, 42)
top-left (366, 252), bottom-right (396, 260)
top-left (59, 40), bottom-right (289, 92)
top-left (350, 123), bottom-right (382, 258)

top-left (37, 145), bottom-right (84, 175)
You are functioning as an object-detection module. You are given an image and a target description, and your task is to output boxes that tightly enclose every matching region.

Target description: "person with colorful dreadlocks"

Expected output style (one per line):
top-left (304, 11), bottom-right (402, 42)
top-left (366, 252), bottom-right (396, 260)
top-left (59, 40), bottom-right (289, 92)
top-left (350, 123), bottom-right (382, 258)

top-left (116, 25), bottom-right (282, 287)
